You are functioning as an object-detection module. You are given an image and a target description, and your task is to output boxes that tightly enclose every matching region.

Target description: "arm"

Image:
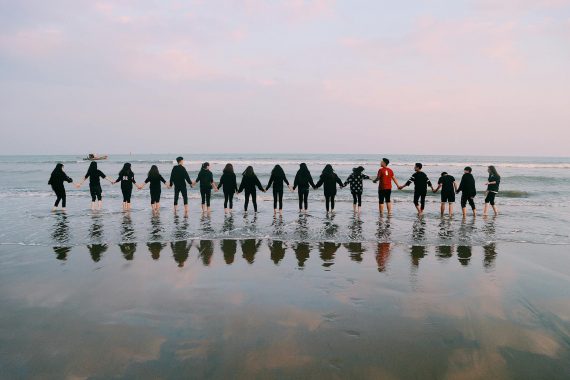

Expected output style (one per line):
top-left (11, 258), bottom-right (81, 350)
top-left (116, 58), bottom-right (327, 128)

top-left (218, 175), bottom-right (224, 190)
top-left (76, 172), bottom-right (89, 188)
top-left (101, 172), bottom-right (113, 184)
top-left (314, 178), bottom-right (323, 189)
top-left (64, 173), bottom-right (73, 183)
top-left (427, 178), bottom-right (434, 191)
top-left (292, 174), bottom-right (298, 191)
top-left (309, 176), bottom-right (316, 189)
top-left (169, 168), bottom-right (175, 187)
top-left (336, 175), bottom-right (344, 188)
top-left (185, 170), bottom-right (192, 186)
top-left (453, 181), bottom-right (458, 193)
top-left (255, 177), bottom-right (264, 191)
top-left (392, 176), bottom-right (401, 188)
top-left (266, 174), bottom-right (274, 191)
top-left (433, 184), bottom-right (441, 193)
top-left (138, 177), bottom-right (149, 190)
top-left (238, 180), bottom-right (245, 193)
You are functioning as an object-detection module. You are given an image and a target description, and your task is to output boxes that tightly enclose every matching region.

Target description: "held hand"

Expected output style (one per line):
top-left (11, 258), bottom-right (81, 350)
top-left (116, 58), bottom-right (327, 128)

top-left (484, 182), bottom-right (489, 186)
top-left (75, 183), bottom-right (81, 189)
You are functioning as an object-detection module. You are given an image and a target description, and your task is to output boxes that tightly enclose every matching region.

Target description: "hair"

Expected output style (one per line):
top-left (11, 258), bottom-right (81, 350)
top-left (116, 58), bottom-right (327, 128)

top-left (415, 162), bottom-right (423, 170)
top-left (148, 165), bottom-right (160, 178)
top-left (488, 165), bottom-right (499, 177)
top-left (441, 171), bottom-right (448, 176)
top-left (271, 164), bottom-right (285, 178)
top-left (464, 166), bottom-right (472, 173)
top-left (119, 162), bottom-right (132, 177)
top-left (382, 158), bottom-right (390, 166)
top-left (86, 161), bottom-right (98, 176)
top-left (202, 162), bottom-right (210, 170)
top-left (223, 163), bottom-right (234, 174)
top-left (51, 163), bottom-right (64, 177)
top-left (176, 156), bottom-right (184, 163)
top-left (353, 166), bottom-right (365, 174)
top-left (242, 165), bottom-right (255, 177)
top-left (321, 164), bottom-right (334, 178)
top-left (297, 163), bottom-right (311, 179)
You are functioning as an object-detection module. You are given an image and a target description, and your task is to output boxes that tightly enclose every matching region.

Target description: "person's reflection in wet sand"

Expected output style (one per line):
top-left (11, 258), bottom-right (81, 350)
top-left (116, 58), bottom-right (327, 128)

top-left (220, 240), bottom-right (237, 265)
top-left (410, 245), bottom-right (427, 267)
top-left (268, 240), bottom-right (286, 265)
top-left (197, 239), bottom-right (214, 266)
top-left (458, 217), bottom-right (476, 244)
top-left (149, 214), bottom-right (164, 242)
top-left (483, 243), bottom-right (498, 270)
top-left (482, 215), bottom-right (497, 240)
top-left (348, 214), bottom-right (363, 241)
top-left (87, 243), bottom-right (108, 262)
top-left (241, 239), bottom-right (261, 264)
top-left (295, 214), bottom-right (309, 241)
top-left (376, 242), bottom-right (391, 272)
top-left (322, 212), bottom-right (339, 239)
top-left (147, 242), bottom-right (166, 261)
top-left (319, 242), bottom-right (340, 269)
top-left (172, 214), bottom-right (189, 241)
top-left (119, 242), bottom-right (137, 261)
top-left (293, 242), bottom-right (311, 269)
top-left (437, 217), bottom-right (454, 240)
top-left (435, 245), bottom-right (453, 260)
top-left (271, 214), bottom-right (285, 238)
top-left (222, 214), bottom-right (235, 235)
top-left (345, 242), bottom-right (366, 263)
top-left (121, 213), bottom-right (135, 242)
top-left (200, 213), bottom-right (214, 236)
top-left (52, 213), bottom-right (71, 261)
top-left (412, 217), bottom-right (427, 242)
top-left (376, 216), bottom-right (392, 241)
top-left (457, 246), bottom-right (472, 266)
top-left (171, 240), bottom-right (192, 268)
top-left (53, 246), bottom-right (72, 261)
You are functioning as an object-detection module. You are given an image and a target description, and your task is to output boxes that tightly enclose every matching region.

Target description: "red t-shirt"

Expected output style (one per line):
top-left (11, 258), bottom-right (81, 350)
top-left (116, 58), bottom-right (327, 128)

top-left (377, 167), bottom-right (394, 190)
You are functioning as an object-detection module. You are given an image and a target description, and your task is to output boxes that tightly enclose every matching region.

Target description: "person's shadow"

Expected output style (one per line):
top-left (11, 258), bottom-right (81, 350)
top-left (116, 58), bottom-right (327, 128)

top-left (319, 242), bottom-right (340, 269)
top-left (457, 246), bottom-right (472, 266)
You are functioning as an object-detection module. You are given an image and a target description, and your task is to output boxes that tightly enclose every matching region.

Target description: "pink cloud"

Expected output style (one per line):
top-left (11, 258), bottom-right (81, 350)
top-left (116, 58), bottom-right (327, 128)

top-left (0, 28), bottom-right (65, 58)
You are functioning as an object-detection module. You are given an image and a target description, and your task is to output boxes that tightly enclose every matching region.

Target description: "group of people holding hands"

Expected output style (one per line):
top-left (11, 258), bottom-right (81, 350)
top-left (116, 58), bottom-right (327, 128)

top-left (48, 157), bottom-right (501, 217)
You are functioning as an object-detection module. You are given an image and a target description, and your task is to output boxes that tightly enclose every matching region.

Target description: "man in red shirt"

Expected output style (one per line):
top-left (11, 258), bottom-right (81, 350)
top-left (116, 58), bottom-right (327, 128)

top-left (372, 158), bottom-right (401, 215)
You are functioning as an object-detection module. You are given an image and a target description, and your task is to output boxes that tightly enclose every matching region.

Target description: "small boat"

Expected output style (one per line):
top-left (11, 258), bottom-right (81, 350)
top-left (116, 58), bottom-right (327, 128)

top-left (83, 154), bottom-right (108, 161)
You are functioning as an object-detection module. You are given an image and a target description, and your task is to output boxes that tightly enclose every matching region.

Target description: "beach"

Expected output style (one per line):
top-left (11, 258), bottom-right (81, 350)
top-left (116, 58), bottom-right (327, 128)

top-left (1, 154), bottom-right (569, 379)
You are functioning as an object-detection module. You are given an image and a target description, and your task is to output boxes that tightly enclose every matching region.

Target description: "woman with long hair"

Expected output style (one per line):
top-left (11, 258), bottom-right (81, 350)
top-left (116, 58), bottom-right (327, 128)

top-left (484, 165), bottom-right (501, 216)
top-left (75, 161), bottom-right (113, 210)
top-left (114, 163), bottom-right (136, 210)
top-left (194, 162), bottom-right (218, 213)
top-left (292, 163), bottom-right (315, 212)
top-left (315, 164), bottom-right (345, 213)
top-left (138, 165), bottom-right (167, 213)
top-left (266, 164), bottom-right (291, 215)
top-left (218, 163), bottom-right (237, 213)
top-left (48, 163), bottom-right (73, 211)
top-left (238, 166), bottom-right (265, 212)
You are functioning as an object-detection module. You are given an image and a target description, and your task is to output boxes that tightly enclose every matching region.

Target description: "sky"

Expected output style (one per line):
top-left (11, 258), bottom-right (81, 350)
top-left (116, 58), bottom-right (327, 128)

top-left (0, 0), bottom-right (569, 156)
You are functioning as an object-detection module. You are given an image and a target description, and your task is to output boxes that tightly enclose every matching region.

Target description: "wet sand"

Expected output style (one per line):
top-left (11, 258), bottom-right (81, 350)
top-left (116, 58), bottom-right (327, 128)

top-left (1, 241), bottom-right (569, 379)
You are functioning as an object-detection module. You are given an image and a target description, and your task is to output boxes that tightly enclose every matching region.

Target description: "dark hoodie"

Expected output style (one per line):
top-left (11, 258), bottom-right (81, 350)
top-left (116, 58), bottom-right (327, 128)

top-left (315, 165), bottom-right (344, 196)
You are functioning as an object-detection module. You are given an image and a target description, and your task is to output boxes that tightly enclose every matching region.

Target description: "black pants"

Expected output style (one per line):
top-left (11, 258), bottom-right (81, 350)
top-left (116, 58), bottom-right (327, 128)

top-left (352, 192), bottom-right (362, 206)
top-left (121, 185), bottom-right (132, 203)
top-left (200, 188), bottom-right (211, 206)
top-left (150, 188), bottom-right (161, 204)
top-left (461, 194), bottom-right (476, 209)
top-left (413, 191), bottom-right (427, 210)
top-left (174, 186), bottom-right (188, 205)
top-left (298, 189), bottom-right (309, 210)
top-left (89, 184), bottom-right (102, 202)
top-left (224, 191), bottom-right (234, 209)
top-left (485, 192), bottom-right (496, 205)
top-left (273, 189), bottom-right (284, 210)
top-left (52, 186), bottom-right (66, 207)
top-left (244, 189), bottom-right (257, 212)
top-left (325, 194), bottom-right (336, 212)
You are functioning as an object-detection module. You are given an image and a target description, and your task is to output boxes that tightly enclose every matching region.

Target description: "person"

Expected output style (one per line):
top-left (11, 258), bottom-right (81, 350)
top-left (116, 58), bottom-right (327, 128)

top-left (314, 164), bottom-right (344, 213)
top-left (113, 163), bottom-right (136, 211)
top-left (344, 166), bottom-right (369, 214)
top-left (137, 165), bottom-right (167, 213)
top-left (218, 163), bottom-right (237, 213)
top-left (398, 163), bottom-right (434, 215)
top-left (457, 166), bottom-right (477, 217)
top-left (372, 158), bottom-right (400, 215)
top-left (238, 166), bottom-right (265, 212)
top-left (266, 164), bottom-right (292, 215)
top-left (75, 161), bottom-right (113, 210)
top-left (292, 163), bottom-right (316, 213)
top-left (194, 162), bottom-right (218, 213)
top-left (169, 156), bottom-right (193, 216)
top-left (483, 165), bottom-right (501, 216)
top-left (433, 172), bottom-right (457, 216)
top-left (48, 163), bottom-right (73, 211)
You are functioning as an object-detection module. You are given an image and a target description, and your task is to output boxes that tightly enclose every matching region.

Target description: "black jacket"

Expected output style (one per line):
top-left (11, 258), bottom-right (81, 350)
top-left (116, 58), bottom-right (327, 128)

top-left (219, 172), bottom-right (237, 193)
top-left (315, 174), bottom-right (344, 196)
top-left (238, 175), bottom-right (264, 193)
top-left (457, 173), bottom-right (477, 197)
top-left (169, 165), bottom-right (192, 188)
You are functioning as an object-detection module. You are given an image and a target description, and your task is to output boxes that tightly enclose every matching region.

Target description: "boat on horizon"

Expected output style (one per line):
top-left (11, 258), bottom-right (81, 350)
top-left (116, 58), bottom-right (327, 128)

top-left (83, 153), bottom-right (108, 161)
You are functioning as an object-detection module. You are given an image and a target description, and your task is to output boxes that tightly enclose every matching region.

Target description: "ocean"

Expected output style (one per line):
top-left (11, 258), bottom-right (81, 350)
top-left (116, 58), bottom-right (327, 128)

top-left (0, 154), bottom-right (569, 247)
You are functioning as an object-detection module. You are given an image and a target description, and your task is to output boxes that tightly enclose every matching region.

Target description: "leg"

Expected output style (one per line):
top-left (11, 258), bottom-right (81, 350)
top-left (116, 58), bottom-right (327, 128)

top-left (244, 190), bottom-right (250, 211)
top-left (229, 193), bottom-right (233, 210)
top-left (174, 187), bottom-right (180, 213)
top-left (181, 188), bottom-right (189, 216)
top-left (252, 191), bottom-right (258, 212)
top-left (413, 193), bottom-right (421, 214)
top-left (303, 190), bottom-right (309, 210)
top-left (357, 193), bottom-right (362, 210)
top-left (278, 190), bottom-right (283, 211)
top-left (440, 202), bottom-right (445, 216)
top-left (469, 198), bottom-right (476, 216)
top-left (224, 192), bottom-right (229, 209)
top-left (61, 189), bottom-right (66, 209)
top-left (273, 189), bottom-right (278, 211)
top-left (206, 190), bottom-right (211, 208)
top-left (420, 194), bottom-right (426, 212)
top-left (385, 190), bottom-right (393, 215)
top-left (325, 196), bottom-right (330, 212)
top-left (331, 195), bottom-right (336, 211)
top-left (298, 190), bottom-right (303, 211)
top-left (449, 202), bottom-right (454, 216)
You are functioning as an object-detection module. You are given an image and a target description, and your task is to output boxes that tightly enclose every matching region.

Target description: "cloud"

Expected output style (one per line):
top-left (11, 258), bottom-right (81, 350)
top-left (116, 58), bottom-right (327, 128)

top-left (0, 27), bottom-right (65, 58)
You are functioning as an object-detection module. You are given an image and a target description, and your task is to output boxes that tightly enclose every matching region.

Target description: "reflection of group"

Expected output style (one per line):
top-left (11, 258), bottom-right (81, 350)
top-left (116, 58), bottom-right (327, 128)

top-left (49, 157), bottom-right (502, 218)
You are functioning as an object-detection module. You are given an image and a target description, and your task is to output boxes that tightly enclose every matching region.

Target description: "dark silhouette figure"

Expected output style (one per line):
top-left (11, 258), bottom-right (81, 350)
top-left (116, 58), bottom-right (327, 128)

top-left (457, 246), bottom-right (472, 266)
top-left (87, 244), bottom-right (108, 262)
top-left (435, 245), bottom-right (453, 260)
top-left (410, 245), bottom-right (427, 267)
top-left (53, 246), bottom-right (71, 261)
top-left (147, 242), bottom-right (166, 261)
top-left (171, 240), bottom-right (192, 267)
top-left (119, 243), bottom-right (137, 261)
top-left (294, 242), bottom-right (311, 268)
top-left (269, 240), bottom-right (286, 265)
top-left (345, 242), bottom-right (366, 263)
top-left (220, 240), bottom-right (237, 265)
top-left (319, 242), bottom-right (340, 269)
top-left (198, 240), bottom-right (214, 266)
top-left (241, 239), bottom-right (262, 264)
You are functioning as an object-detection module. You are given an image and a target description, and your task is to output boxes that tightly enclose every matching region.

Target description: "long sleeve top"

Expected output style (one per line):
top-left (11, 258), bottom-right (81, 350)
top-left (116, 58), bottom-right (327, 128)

top-left (404, 171), bottom-right (432, 193)
top-left (84, 170), bottom-right (106, 186)
top-left (218, 173), bottom-right (237, 193)
top-left (487, 174), bottom-right (501, 193)
top-left (457, 173), bottom-right (477, 197)
top-left (315, 174), bottom-right (344, 196)
top-left (116, 173), bottom-right (136, 187)
top-left (238, 175), bottom-right (264, 193)
top-left (266, 173), bottom-right (290, 192)
top-left (145, 175), bottom-right (166, 191)
top-left (293, 171), bottom-right (315, 191)
top-left (195, 170), bottom-right (214, 190)
top-left (48, 171), bottom-right (73, 188)
top-left (344, 173), bottom-right (369, 193)
top-left (169, 165), bottom-right (192, 188)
